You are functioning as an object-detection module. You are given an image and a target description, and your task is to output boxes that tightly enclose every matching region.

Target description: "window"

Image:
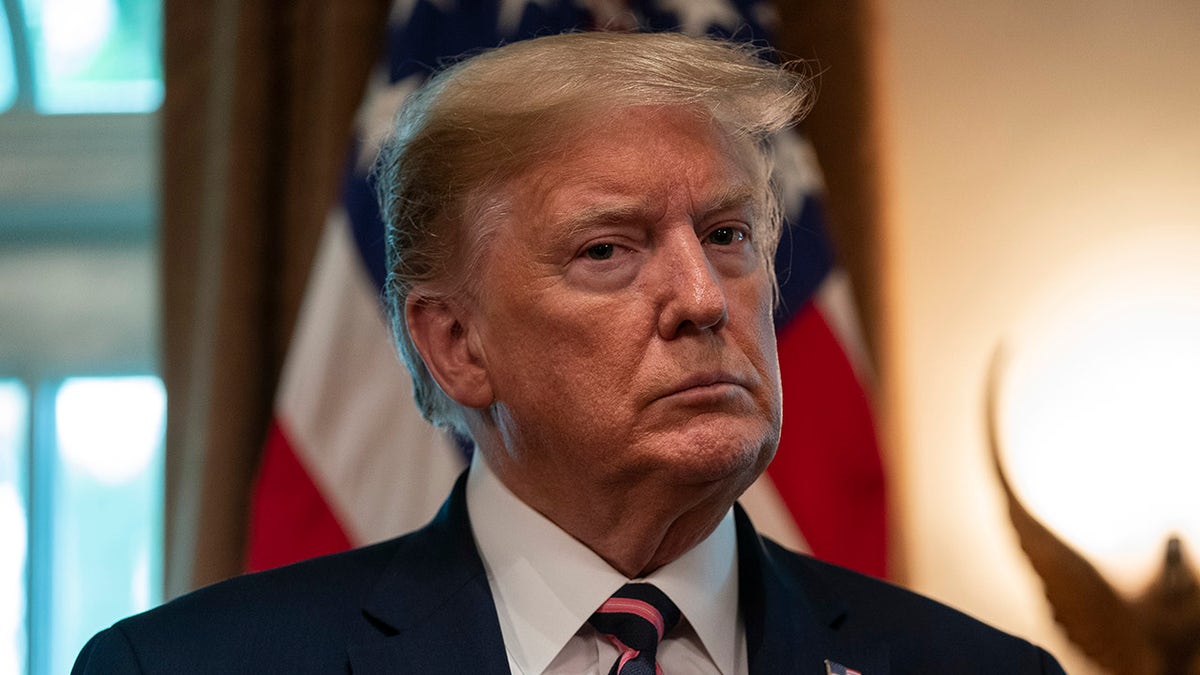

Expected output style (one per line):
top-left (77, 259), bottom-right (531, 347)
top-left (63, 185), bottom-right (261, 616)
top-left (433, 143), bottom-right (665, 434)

top-left (0, 380), bottom-right (29, 673)
top-left (0, 8), bottom-right (16, 111)
top-left (42, 377), bottom-right (165, 674)
top-left (0, 2), bottom-right (163, 673)
top-left (20, 0), bottom-right (163, 114)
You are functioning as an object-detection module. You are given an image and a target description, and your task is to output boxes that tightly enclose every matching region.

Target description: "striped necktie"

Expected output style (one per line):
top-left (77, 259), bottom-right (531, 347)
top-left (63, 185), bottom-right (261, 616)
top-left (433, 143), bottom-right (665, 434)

top-left (588, 583), bottom-right (682, 675)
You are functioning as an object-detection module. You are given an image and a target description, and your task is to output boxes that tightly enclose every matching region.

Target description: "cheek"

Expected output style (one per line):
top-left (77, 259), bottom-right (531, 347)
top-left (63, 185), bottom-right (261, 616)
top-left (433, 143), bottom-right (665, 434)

top-left (733, 277), bottom-right (779, 355)
top-left (752, 321), bottom-right (782, 400)
top-left (492, 298), bottom-right (644, 397)
top-left (735, 281), bottom-right (783, 409)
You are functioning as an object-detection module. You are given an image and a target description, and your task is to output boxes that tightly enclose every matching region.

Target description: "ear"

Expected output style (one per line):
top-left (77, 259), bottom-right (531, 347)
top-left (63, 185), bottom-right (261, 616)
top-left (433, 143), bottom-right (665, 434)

top-left (405, 293), bottom-right (494, 409)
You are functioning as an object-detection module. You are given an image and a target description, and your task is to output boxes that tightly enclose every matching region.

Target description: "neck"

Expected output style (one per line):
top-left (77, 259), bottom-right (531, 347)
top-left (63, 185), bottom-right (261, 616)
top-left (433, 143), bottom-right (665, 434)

top-left (483, 453), bottom-right (749, 578)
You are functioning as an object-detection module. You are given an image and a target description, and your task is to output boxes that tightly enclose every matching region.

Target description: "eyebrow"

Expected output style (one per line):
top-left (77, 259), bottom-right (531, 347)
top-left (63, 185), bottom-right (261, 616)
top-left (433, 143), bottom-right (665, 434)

top-left (553, 201), bottom-right (652, 243)
top-left (550, 183), bottom-right (760, 245)
top-left (698, 184), bottom-right (759, 219)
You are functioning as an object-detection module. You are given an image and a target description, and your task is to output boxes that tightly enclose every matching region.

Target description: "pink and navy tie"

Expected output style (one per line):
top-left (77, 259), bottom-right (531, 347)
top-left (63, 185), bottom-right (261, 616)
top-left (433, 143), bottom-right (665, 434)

top-left (588, 583), bottom-right (682, 675)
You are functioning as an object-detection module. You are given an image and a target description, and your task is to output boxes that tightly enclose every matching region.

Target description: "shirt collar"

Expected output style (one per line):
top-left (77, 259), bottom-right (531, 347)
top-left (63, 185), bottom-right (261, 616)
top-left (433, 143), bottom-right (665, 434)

top-left (466, 455), bottom-right (740, 675)
top-left (644, 503), bottom-right (740, 675)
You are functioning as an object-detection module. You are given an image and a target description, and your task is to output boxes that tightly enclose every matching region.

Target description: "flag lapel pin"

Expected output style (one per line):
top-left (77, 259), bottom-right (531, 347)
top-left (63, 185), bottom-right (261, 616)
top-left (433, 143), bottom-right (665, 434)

top-left (825, 659), bottom-right (863, 675)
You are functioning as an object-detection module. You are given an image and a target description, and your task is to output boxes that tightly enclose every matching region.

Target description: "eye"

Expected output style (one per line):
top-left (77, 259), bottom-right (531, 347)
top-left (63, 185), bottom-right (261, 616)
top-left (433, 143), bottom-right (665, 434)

top-left (706, 226), bottom-right (746, 246)
top-left (584, 243), bottom-right (615, 260)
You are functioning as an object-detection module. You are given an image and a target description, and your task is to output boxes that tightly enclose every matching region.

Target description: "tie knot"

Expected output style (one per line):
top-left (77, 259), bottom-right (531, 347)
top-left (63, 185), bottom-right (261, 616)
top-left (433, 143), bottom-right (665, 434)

top-left (588, 583), bottom-right (681, 675)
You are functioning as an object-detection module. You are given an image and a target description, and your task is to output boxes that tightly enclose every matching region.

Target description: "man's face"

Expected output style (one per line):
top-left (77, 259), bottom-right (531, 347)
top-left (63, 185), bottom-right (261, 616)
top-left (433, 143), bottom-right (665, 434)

top-left (467, 106), bottom-right (781, 498)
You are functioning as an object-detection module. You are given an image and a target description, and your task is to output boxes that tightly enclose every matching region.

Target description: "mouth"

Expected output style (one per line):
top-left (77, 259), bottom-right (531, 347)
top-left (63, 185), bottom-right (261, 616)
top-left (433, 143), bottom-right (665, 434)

top-left (658, 371), bottom-right (752, 402)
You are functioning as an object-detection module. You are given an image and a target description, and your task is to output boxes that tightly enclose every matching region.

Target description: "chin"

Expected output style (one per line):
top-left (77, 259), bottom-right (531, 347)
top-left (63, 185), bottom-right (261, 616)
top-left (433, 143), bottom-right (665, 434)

top-left (654, 417), bottom-right (778, 490)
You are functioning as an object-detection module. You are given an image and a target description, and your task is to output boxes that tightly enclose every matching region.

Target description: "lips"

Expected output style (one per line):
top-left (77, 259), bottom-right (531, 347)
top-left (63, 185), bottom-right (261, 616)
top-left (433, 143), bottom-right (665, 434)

top-left (658, 371), bottom-right (752, 401)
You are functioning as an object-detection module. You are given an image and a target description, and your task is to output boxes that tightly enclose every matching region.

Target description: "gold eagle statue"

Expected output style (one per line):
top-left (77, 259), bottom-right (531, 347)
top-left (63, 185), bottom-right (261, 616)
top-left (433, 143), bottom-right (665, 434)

top-left (986, 352), bottom-right (1200, 675)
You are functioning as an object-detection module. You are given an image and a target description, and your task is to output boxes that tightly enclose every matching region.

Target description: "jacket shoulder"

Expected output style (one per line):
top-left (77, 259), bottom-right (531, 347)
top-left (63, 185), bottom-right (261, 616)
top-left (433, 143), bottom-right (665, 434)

top-left (762, 540), bottom-right (1066, 674)
top-left (73, 536), bottom-right (407, 674)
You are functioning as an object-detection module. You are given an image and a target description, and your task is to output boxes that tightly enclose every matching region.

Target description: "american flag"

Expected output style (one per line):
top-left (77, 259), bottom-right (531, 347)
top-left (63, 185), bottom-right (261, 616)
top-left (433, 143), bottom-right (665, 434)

top-left (826, 659), bottom-right (864, 675)
top-left (247, 0), bottom-right (887, 579)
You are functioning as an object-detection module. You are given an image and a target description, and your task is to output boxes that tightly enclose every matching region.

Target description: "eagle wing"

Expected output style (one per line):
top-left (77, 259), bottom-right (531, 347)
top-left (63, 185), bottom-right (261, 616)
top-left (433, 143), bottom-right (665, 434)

top-left (986, 350), bottom-right (1160, 675)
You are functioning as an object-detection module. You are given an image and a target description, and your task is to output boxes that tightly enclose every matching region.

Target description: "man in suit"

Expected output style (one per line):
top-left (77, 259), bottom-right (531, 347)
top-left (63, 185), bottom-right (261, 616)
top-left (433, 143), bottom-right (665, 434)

top-left (76, 31), bottom-right (1065, 674)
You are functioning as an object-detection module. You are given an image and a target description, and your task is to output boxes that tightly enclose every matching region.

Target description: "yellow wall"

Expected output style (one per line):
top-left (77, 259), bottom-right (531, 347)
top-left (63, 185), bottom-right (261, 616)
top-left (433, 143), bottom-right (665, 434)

top-left (875, 2), bottom-right (1200, 673)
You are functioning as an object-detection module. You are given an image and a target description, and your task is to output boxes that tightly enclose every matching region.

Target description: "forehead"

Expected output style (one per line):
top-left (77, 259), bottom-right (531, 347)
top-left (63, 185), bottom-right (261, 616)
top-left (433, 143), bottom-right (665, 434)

top-left (507, 106), bottom-right (765, 229)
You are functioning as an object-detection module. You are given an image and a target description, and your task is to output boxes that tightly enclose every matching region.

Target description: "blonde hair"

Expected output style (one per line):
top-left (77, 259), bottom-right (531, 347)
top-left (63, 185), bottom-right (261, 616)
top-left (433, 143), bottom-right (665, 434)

top-left (374, 30), bottom-right (812, 435)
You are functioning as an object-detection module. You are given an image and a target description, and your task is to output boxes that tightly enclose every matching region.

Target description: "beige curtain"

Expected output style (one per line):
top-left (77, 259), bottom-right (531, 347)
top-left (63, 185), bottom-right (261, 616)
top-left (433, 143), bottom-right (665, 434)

top-left (775, 1), bottom-right (887, 361)
top-left (161, 0), bottom-right (391, 597)
top-left (160, 0), bottom-right (886, 599)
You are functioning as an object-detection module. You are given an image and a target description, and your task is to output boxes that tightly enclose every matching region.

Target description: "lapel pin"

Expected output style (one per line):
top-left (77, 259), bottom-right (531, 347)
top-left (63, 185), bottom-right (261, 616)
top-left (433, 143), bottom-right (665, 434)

top-left (825, 659), bottom-right (863, 675)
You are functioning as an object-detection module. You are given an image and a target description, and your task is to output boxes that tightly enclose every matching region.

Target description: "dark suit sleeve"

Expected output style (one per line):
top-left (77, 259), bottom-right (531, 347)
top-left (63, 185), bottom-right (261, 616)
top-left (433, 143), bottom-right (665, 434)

top-left (72, 626), bottom-right (144, 674)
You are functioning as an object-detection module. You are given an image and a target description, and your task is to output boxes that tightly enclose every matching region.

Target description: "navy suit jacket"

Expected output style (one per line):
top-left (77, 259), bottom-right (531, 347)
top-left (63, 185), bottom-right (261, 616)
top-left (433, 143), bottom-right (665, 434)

top-left (74, 474), bottom-right (1065, 674)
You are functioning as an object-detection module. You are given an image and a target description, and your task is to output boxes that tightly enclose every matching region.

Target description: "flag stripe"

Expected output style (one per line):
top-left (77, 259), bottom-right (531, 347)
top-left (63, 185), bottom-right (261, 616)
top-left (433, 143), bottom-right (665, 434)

top-left (246, 421), bottom-right (353, 572)
top-left (768, 301), bottom-right (887, 576)
top-left (272, 211), bottom-right (464, 548)
top-left (814, 268), bottom-right (876, 384)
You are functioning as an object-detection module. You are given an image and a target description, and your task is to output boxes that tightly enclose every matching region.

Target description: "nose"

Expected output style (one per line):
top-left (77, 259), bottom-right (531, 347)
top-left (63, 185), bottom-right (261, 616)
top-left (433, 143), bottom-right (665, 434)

top-left (656, 233), bottom-right (729, 339)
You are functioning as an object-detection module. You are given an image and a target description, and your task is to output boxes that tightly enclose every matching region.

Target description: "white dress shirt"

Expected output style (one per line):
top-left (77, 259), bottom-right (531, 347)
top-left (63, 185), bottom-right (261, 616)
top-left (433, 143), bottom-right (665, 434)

top-left (465, 455), bottom-right (749, 675)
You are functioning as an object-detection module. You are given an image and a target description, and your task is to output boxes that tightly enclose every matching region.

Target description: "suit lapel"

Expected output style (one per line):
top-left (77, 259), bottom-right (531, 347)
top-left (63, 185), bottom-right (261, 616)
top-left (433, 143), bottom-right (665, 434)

top-left (348, 473), bottom-right (510, 675)
top-left (736, 506), bottom-right (889, 675)
top-left (345, 476), bottom-right (891, 674)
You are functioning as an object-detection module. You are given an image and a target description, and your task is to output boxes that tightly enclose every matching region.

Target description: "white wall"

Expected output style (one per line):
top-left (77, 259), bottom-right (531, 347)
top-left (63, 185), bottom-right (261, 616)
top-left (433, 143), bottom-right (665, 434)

top-left (875, 2), bottom-right (1200, 673)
